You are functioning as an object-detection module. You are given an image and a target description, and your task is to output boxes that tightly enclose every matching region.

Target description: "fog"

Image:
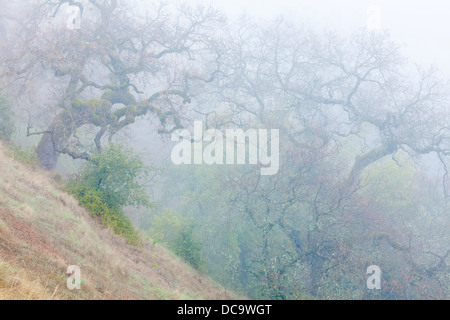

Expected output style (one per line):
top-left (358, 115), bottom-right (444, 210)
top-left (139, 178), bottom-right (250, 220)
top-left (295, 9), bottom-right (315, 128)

top-left (211, 0), bottom-right (450, 74)
top-left (0, 0), bottom-right (449, 300)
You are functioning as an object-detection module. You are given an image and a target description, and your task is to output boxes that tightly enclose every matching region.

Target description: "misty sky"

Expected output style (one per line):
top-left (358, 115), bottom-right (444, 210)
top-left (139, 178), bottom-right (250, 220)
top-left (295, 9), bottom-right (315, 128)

top-left (203, 0), bottom-right (450, 76)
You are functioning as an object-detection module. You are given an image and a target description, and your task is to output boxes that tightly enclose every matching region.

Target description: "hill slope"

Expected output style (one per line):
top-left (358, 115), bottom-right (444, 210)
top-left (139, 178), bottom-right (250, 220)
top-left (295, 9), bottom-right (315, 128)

top-left (0, 143), bottom-right (236, 300)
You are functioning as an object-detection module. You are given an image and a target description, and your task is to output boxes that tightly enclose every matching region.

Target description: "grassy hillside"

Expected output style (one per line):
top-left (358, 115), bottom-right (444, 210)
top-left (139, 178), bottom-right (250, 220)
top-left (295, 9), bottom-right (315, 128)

top-left (0, 143), bottom-right (237, 300)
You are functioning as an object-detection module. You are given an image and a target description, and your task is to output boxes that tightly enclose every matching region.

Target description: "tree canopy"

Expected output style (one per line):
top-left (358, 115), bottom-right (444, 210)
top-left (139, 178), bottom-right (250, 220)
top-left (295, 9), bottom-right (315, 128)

top-left (0, 0), bottom-right (449, 300)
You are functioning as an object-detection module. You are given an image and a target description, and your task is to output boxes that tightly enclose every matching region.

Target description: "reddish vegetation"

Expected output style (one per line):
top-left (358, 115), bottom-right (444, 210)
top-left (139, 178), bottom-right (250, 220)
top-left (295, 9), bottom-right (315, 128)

top-left (0, 143), bottom-right (237, 300)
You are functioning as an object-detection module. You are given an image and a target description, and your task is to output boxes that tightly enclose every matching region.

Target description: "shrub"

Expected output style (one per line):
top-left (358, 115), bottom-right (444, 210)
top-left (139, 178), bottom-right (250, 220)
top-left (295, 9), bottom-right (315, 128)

top-left (172, 224), bottom-right (204, 271)
top-left (7, 144), bottom-right (40, 167)
top-left (67, 143), bottom-right (152, 246)
top-left (149, 209), bottom-right (204, 270)
top-left (68, 182), bottom-right (141, 245)
top-left (149, 208), bottom-right (187, 243)
top-left (80, 143), bottom-right (152, 209)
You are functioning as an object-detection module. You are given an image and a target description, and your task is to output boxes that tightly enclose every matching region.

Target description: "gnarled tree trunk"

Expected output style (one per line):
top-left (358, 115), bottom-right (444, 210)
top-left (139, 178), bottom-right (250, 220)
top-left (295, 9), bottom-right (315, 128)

top-left (35, 111), bottom-right (83, 170)
top-left (35, 131), bottom-right (61, 170)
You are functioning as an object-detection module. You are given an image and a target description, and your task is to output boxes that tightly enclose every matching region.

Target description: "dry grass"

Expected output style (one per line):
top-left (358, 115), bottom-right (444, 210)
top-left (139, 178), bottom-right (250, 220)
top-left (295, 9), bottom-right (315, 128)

top-left (0, 142), bottom-right (238, 300)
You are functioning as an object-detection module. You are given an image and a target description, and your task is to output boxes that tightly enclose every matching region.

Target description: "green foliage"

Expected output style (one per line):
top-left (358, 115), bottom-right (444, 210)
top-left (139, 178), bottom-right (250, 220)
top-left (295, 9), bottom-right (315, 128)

top-left (362, 154), bottom-right (419, 210)
top-left (149, 209), bottom-right (188, 243)
top-left (148, 164), bottom-right (257, 292)
top-left (71, 98), bottom-right (112, 114)
top-left (82, 143), bottom-right (152, 209)
top-left (68, 183), bottom-right (141, 245)
top-left (69, 98), bottom-right (113, 126)
top-left (0, 92), bottom-right (14, 142)
top-left (149, 209), bottom-right (204, 270)
top-left (67, 143), bottom-right (152, 246)
top-left (101, 89), bottom-right (137, 106)
top-left (172, 224), bottom-right (204, 271)
top-left (7, 144), bottom-right (40, 167)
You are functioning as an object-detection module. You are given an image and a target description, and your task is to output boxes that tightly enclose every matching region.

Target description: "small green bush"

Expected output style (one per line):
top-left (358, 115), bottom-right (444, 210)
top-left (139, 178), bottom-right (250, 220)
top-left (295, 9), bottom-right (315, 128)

top-left (68, 182), bottom-right (141, 245)
top-left (67, 143), bottom-right (152, 246)
top-left (81, 143), bottom-right (152, 209)
top-left (0, 92), bottom-right (14, 141)
top-left (68, 180), bottom-right (141, 246)
top-left (172, 224), bottom-right (204, 271)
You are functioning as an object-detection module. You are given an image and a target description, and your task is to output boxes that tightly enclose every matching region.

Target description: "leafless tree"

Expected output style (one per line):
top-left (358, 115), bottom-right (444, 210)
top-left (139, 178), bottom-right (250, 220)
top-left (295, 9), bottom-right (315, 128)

top-left (205, 18), bottom-right (450, 298)
top-left (2, 0), bottom-right (224, 169)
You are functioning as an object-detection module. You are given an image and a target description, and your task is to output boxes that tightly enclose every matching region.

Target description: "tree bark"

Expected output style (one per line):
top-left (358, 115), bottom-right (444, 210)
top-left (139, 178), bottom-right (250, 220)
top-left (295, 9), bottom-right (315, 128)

top-left (346, 144), bottom-right (395, 188)
top-left (35, 111), bottom-right (81, 170)
top-left (35, 132), bottom-right (60, 170)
